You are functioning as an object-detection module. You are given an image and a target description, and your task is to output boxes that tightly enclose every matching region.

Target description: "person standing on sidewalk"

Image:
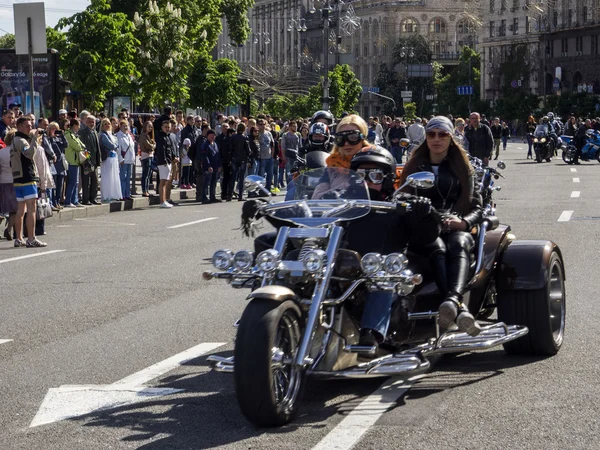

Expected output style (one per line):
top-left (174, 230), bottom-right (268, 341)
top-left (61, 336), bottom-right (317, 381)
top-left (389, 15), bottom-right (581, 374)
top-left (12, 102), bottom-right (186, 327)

top-left (155, 120), bottom-right (178, 208)
top-left (230, 122), bottom-right (251, 201)
top-left (99, 118), bottom-right (122, 202)
top-left (257, 119), bottom-right (274, 192)
top-left (199, 130), bottom-right (221, 204)
top-left (139, 121), bottom-right (156, 197)
top-left (216, 123), bottom-right (233, 201)
top-left (78, 114), bottom-right (101, 205)
top-left (9, 118), bottom-right (46, 247)
top-left (501, 121), bottom-right (511, 152)
top-left (490, 118), bottom-right (502, 160)
top-left (116, 120), bottom-right (136, 200)
top-left (281, 121), bottom-right (300, 184)
top-left (63, 118), bottom-right (86, 208)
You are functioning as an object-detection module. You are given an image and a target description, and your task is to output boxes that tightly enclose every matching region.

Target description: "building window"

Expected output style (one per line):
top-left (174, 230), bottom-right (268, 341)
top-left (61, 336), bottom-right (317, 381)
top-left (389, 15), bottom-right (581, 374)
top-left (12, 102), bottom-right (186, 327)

top-left (548, 40), bottom-right (554, 58)
top-left (568, 9), bottom-right (573, 26)
top-left (490, 20), bottom-right (496, 37)
top-left (592, 35), bottom-right (599, 55)
top-left (583, 6), bottom-right (588, 23)
top-left (430, 40), bottom-right (447, 55)
top-left (526, 16), bottom-right (531, 33)
top-left (354, 44), bottom-right (359, 57)
top-left (513, 17), bottom-right (519, 34)
top-left (401, 18), bottom-right (419, 34)
top-left (499, 19), bottom-right (506, 36)
top-left (429, 18), bottom-right (446, 34)
top-left (364, 44), bottom-right (369, 57)
top-left (576, 36), bottom-right (583, 52)
top-left (490, 0), bottom-right (495, 13)
top-left (501, 0), bottom-right (507, 12)
top-left (512, 0), bottom-right (519, 9)
top-left (553, 11), bottom-right (558, 28)
top-left (561, 38), bottom-right (568, 55)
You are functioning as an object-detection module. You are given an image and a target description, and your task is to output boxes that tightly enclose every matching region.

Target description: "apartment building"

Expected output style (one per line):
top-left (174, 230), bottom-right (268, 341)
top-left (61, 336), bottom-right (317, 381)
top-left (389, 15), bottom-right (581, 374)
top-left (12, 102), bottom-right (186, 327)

top-left (218, 0), bottom-right (479, 116)
top-left (480, 0), bottom-right (600, 101)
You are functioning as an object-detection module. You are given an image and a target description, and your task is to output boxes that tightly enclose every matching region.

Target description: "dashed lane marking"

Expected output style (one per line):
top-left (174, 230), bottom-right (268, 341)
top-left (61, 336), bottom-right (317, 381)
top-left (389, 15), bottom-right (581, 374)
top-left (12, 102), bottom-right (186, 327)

top-left (558, 211), bottom-right (574, 222)
top-left (74, 218), bottom-right (136, 226)
top-left (570, 168), bottom-right (577, 172)
top-left (571, 191), bottom-right (581, 198)
top-left (311, 376), bottom-right (424, 450)
top-left (0, 339), bottom-right (13, 345)
top-left (573, 178), bottom-right (580, 183)
top-left (167, 217), bottom-right (218, 229)
top-left (0, 250), bottom-right (66, 265)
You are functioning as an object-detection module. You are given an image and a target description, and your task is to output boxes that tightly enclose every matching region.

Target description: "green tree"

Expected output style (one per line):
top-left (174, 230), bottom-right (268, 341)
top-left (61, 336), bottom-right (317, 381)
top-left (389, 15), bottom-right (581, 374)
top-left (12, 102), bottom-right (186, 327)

top-left (263, 94), bottom-right (294, 118)
top-left (0, 33), bottom-right (15, 49)
top-left (403, 102), bottom-right (417, 121)
top-left (328, 64), bottom-right (362, 117)
top-left (57, 0), bottom-right (139, 110)
top-left (434, 47), bottom-right (481, 117)
top-left (188, 53), bottom-right (249, 110)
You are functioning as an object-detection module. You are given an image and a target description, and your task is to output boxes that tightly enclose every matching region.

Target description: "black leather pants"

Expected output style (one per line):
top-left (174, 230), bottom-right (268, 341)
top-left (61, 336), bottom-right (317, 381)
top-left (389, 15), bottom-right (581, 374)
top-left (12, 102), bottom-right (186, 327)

top-left (425, 231), bottom-right (475, 299)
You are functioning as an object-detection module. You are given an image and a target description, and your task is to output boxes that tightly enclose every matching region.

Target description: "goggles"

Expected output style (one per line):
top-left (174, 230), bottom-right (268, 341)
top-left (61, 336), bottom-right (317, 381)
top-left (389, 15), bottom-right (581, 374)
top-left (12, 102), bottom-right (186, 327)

top-left (334, 130), bottom-right (364, 146)
top-left (426, 130), bottom-right (451, 139)
top-left (356, 168), bottom-right (386, 184)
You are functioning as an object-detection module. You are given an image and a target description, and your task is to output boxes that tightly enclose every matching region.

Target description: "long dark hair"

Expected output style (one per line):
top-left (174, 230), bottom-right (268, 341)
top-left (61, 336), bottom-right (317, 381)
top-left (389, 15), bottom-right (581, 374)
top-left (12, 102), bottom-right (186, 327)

top-left (142, 120), bottom-right (154, 140)
top-left (400, 138), bottom-right (474, 216)
top-left (249, 126), bottom-right (259, 142)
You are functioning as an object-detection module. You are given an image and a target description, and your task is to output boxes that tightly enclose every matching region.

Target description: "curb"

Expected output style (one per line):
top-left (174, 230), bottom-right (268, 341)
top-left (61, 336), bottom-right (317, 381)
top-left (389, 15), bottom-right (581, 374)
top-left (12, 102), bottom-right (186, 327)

top-left (45, 189), bottom-right (197, 224)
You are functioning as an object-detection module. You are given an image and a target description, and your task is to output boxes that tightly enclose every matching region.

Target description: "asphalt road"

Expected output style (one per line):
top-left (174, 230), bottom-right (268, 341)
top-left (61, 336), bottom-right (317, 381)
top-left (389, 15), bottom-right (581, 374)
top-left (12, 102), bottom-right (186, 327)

top-left (0, 140), bottom-right (598, 449)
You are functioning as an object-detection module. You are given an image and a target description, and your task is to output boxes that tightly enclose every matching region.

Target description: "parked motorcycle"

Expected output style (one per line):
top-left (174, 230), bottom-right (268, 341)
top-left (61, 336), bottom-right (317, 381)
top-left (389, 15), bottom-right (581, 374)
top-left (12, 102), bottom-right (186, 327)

top-left (533, 124), bottom-right (555, 162)
top-left (203, 169), bottom-right (566, 427)
top-left (561, 130), bottom-right (600, 164)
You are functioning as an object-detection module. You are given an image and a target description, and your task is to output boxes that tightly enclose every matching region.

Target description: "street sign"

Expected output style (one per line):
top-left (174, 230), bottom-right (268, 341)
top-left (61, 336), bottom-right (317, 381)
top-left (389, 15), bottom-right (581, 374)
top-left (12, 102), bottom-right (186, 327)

top-left (401, 90), bottom-right (412, 98)
top-left (511, 80), bottom-right (518, 88)
top-left (361, 86), bottom-right (380, 93)
top-left (553, 77), bottom-right (560, 91)
top-left (13, 2), bottom-right (47, 55)
top-left (457, 86), bottom-right (473, 95)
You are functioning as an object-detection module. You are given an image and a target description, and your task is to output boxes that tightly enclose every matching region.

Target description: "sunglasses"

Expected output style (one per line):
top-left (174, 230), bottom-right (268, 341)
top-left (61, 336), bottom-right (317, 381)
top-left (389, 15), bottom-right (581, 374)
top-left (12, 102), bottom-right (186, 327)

top-left (426, 130), bottom-right (451, 139)
top-left (356, 168), bottom-right (386, 184)
top-left (334, 130), bottom-right (364, 146)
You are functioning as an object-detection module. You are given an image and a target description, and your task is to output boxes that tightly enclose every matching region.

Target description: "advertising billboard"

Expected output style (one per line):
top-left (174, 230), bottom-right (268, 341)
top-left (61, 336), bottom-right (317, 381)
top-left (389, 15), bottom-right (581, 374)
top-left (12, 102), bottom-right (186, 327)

top-left (0, 50), bottom-right (59, 120)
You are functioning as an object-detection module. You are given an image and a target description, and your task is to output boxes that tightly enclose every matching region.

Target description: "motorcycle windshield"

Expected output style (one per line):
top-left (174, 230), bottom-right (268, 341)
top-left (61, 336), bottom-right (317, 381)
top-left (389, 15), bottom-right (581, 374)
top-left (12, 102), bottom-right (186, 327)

top-left (535, 124), bottom-right (549, 137)
top-left (269, 168), bottom-right (371, 226)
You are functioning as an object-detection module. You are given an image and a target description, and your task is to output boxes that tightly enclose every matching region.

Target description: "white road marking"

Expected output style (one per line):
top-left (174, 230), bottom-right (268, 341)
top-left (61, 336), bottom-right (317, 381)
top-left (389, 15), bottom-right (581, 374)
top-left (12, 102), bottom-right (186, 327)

top-left (0, 250), bottom-right (66, 265)
top-left (312, 376), bottom-right (421, 450)
top-left (74, 218), bottom-right (136, 226)
top-left (30, 342), bottom-right (225, 427)
top-left (0, 339), bottom-right (13, 345)
top-left (570, 168), bottom-right (577, 172)
top-left (573, 177), bottom-right (580, 183)
top-left (558, 211), bottom-right (574, 222)
top-left (516, 147), bottom-right (524, 150)
top-left (571, 191), bottom-right (580, 198)
top-left (167, 217), bottom-right (218, 229)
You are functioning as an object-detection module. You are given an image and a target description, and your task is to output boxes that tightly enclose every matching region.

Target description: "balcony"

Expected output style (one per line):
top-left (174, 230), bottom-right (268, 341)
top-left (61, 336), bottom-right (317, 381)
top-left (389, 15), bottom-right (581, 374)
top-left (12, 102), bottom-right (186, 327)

top-left (431, 52), bottom-right (461, 64)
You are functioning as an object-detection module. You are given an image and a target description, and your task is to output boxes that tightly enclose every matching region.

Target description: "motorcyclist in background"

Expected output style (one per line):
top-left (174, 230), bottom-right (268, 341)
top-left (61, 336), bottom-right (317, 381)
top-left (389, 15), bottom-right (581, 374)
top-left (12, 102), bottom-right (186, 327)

top-left (547, 112), bottom-right (563, 152)
top-left (306, 122), bottom-right (333, 154)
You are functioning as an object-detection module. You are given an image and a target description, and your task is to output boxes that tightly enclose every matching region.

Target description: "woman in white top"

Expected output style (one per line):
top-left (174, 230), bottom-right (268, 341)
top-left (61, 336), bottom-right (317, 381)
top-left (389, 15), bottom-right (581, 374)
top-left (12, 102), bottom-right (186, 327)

top-left (0, 132), bottom-right (17, 240)
top-left (99, 118), bottom-right (122, 202)
top-left (116, 120), bottom-right (136, 200)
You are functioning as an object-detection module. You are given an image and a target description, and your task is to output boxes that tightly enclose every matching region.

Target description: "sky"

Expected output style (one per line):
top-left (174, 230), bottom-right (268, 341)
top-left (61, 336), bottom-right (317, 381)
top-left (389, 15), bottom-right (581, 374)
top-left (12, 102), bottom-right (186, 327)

top-left (0, 0), bottom-right (89, 35)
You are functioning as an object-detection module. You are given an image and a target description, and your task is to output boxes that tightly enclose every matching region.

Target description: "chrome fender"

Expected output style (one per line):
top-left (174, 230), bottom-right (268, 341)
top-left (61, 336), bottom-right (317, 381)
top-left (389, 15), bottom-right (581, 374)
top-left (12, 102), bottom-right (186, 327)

top-left (247, 286), bottom-right (299, 302)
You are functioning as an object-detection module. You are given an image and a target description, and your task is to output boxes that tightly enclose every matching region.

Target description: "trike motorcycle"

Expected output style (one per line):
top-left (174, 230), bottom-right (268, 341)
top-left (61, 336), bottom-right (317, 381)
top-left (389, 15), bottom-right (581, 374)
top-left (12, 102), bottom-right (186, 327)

top-left (203, 168), bottom-right (566, 427)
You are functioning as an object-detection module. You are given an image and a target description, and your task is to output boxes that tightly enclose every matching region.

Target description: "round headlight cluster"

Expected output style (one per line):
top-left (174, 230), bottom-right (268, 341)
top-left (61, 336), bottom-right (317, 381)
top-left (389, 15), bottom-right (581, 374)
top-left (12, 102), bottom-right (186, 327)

top-left (212, 250), bottom-right (234, 270)
top-left (256, 249), bottom-right (281, 272)
top-left (233, 250), bottom-right (254, 270)
top-left (383, 253), bottom-right (408, 275)
top-left (361, 253), bottom-right (383, 275)
top-left (540, 137), bottom-right (547, 143)
top-left (303, 249), bottom-right (326, 273)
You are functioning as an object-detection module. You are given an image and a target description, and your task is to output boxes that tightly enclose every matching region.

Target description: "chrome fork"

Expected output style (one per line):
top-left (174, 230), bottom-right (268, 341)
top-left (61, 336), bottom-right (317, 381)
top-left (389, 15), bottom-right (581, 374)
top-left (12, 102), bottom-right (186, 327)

top-left (294, 225), bottom-right (343, 369)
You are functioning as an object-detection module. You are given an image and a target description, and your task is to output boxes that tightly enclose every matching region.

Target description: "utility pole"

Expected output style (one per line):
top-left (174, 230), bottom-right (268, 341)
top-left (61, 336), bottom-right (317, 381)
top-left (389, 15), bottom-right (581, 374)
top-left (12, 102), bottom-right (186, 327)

top-left (468, 55), bottom-right (472, 114)
top-left (322, 3), bottom-right (330, 110)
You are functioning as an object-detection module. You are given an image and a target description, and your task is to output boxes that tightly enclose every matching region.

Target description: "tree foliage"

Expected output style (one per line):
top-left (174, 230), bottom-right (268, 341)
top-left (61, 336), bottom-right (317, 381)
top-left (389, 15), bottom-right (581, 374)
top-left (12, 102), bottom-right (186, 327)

top-left (221, 0), bottom-right (254, 45)
top-left (188, 53), bottom-right (249, 110)
top-left (328, 64), bottom-right (362, 117)
top-left (0, 33), bottom-right (15, 49)
top-left (57, 0), bottom-right (139, 109)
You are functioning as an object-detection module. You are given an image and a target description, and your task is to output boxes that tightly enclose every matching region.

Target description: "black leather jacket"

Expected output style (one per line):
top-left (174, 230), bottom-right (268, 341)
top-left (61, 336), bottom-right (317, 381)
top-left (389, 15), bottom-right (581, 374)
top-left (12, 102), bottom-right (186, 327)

top-left (411, 159), bottom-right (482, 229)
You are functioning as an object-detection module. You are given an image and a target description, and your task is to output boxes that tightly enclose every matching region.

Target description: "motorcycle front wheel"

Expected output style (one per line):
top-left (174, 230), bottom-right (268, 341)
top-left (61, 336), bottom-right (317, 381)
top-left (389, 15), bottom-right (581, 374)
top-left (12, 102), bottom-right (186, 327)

top-left (562, 146), bottom-right (575, 164)
top-left (234, 299), bottom-right (304, 427)
top-left (534, 147), bottom-right (543, 163)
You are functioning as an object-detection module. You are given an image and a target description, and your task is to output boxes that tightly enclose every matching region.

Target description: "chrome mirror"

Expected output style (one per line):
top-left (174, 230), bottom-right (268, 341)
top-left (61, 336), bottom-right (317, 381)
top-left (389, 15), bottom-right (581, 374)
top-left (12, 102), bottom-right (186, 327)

top-left (406, 171), bottom-right (435, 189)
top-left (497, 161), bottom-right (506, 170)
top-left (244, 175), bottom-right (267, 193)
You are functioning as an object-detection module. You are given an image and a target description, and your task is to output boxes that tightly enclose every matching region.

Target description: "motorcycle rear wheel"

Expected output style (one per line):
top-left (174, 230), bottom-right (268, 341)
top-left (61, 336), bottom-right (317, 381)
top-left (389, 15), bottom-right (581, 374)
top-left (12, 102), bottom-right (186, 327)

top-left (234, 299), bottom-right (304, 427)
top-left (497, 251), bottom-right (565, 356)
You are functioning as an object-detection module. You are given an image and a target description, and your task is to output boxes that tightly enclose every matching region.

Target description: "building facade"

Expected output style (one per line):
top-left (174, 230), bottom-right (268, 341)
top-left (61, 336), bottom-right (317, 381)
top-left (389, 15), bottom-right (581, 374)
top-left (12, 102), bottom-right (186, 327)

top-left (218, 0), bottom-right (480, 117)
top-left (479, 0), bottom-right (600, 101)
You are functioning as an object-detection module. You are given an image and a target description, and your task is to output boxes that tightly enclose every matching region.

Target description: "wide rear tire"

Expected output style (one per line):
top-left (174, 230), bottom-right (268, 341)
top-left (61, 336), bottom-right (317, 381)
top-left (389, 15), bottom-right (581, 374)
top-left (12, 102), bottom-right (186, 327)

top-left (234, 299), bottom-right (304, 427)
top-left (497, 251), bottom-right (565, 356)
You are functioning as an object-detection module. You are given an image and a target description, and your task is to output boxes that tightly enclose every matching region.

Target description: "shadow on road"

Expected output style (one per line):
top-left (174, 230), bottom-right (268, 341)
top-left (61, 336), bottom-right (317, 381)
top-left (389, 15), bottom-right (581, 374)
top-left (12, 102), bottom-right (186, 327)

top-left (73, 349), bottom-right (543, 448)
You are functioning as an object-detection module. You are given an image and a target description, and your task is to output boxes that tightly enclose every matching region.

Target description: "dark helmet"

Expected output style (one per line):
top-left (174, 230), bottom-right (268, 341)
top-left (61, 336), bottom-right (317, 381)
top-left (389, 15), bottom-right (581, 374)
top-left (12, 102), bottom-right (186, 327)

top-left (308, 122), bottom-right (331, 149)
top-left (350, 146), bottom-right (397, 193)
top-left (305, 150), bottom-right (329, 169)
top-left (311, 110), bottom-right (334, 125)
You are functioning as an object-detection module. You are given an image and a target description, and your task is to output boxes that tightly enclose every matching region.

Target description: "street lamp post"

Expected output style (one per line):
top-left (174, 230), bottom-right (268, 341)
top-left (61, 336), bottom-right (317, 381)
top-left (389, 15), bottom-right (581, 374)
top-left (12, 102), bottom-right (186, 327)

top-left (399, 46), bottom-right (414, 91)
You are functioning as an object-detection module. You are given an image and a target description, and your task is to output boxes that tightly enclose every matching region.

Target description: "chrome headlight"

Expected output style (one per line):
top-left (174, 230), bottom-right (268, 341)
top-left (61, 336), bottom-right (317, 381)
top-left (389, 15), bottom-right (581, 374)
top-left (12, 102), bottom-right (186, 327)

top-left (302, 249), bottom-right (326, 273)
top-left (361, 252), bottom-right (382, 275)
top-left (233, 250), bottom-right (254, 271)
top-left (212, 249), bottom-right (233, 270)
top-left (383, 253), bottom-right (408, 275)
top-left (533, 138), bottom-right (539, 143)
top-left (256, 249), bottom-right (280, 272)
top-left (540, 138), bottom-right (547, 143)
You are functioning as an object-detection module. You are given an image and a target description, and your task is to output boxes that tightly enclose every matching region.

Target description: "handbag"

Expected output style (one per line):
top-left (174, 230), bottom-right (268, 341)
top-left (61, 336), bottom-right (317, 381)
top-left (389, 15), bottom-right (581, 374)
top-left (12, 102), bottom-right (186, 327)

top-left (78, 151), bottom-right (88, 165)
top-left (36, 195), bottom-right (53, 220)
top-left (61, 155), bottom-right (68, 172)
top-left (82, 159), bottom-right (95, 175)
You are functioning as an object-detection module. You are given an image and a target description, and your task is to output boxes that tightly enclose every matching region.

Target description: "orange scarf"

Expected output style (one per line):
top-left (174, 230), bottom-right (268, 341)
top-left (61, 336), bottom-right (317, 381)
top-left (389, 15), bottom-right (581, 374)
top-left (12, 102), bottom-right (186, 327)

top-left (326, 144), bottom-right (374, 168)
